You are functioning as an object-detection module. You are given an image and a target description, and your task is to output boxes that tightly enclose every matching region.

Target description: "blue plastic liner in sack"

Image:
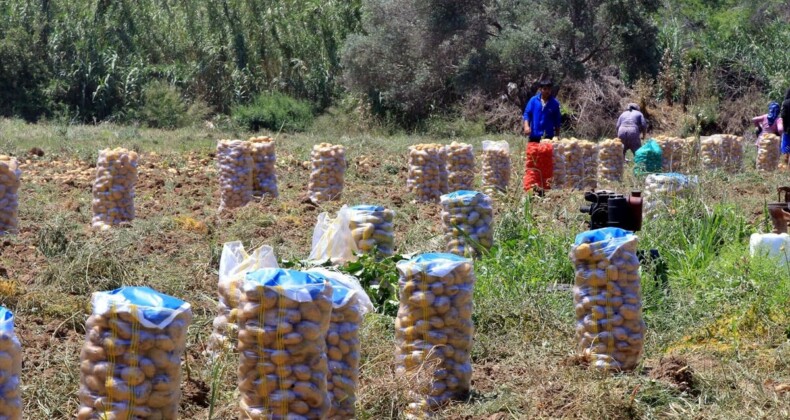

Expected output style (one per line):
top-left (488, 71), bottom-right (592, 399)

top-left (395, 253), bottom-right (475, 414)
top-left (634, 139), bottom-right (662, 176)
top-left (0, 307), bottom-right (21, 419)
top-left (571, 228), bottom-right (644, 371)
top-left (78, 286), bottom-right (192, 420)
top-left (237, 268), bottom-right (332, 419)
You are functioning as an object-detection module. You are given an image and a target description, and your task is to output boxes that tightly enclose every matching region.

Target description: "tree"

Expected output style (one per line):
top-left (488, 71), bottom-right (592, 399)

top-left (343, 0), bottom-right (661, 126)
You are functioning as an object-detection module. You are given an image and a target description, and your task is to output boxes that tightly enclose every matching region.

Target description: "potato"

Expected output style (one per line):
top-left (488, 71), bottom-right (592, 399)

top-left (571, 231), bottom-right (644, 372)
top-left (248, 136), bottom-right (279, 198)
top-left (238, 269), bottom-right (332, 419)
top-left (217, 139), bottom-right (254, 211)
top-left (0, 157), bottom-right (20, 235)
top-left (480, 140), bottom-right (511, 194)
top-left (440, 191), bottom-right (493, 258)
top-left (446, 142), bottom-right (475, 192)
top-left (395, 254), bottom-right (474, 415)
top-left (91, 148), bottom-right (137, 230)
top-left (78, 288), bottom-right (192, 419)
top-left (700, 134), bottom-right (742, 172)
top-left (597, 139), bottom-right (624, 183)
top-left (308, 143), bottom-right (346, 203)
top-left (407, 144), bottom-right (449, 202)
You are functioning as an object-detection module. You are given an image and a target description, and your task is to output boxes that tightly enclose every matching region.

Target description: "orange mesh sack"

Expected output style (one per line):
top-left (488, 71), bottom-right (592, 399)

top-left (523, 142), bottom-right (554, 191)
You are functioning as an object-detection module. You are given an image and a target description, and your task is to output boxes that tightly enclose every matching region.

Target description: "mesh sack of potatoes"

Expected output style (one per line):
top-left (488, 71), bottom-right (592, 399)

top-left (0, 157), bottom-right (21, 235)
top-left (407, 144), bottom-right (449, 202)
top-left (91, 148), bottom-right (138, 230)
top-left (306, 268), bottom-right (373, 420)
top-left (217, 139), bottom-right (253, 211)
top-left (249, 136), bottom-right (279, 198)
top-left (0, 307), bottom-right (21, 419)
top-left (78, 286), bottom-right (192, 420)
top-left (395, 253), bottom-right (475, 414)
top-left (440, 191), bottom-right (493, 258)
top-left (643, 173), bottom-right (698, 215)
top-left (308, 143), bottom-right (346, 204)
top-left (523, 142), bottom-right (553, 192)
top-left (724, 135), bottom-right (744, 173)
top-left (654, 136), bottom-right (685, 172)
top-left (597, 139), bottom-right (624, 183)
top-left (481, 140), bottom-right (511, 193)
top-left (237, 268), bottom-right (332, 419)
top-left (207, 241), bottom-right (278, 358)
top-left (699, 136), bottom-right (722, 170)
top-left (349, 205), bottom-right (395, 257)
top-left (756, 134), bottom-right (781, 172)
top-left (580, 140), bottom-right (599, 189)
top-left (446, 142), bottom-right (475, 192)
top-left (543, 139), bottom-right (566, 189)
top-left (562, 138), bottom-right (584, 189)
top-left (571, 228), bottom-right (644, 371)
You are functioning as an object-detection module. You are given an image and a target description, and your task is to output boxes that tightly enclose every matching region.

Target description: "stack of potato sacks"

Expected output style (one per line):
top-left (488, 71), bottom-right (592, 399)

top-left (571, 228), bottom-right (644, 371)
top-left (440, 191), bottom-right (493, 258)
top-left (249, 136), bottom-right (279, 198)
top-left (306, 268), bottom-right (373, 419)
top-left (395, 253), bottom-right (474, 415)
top-left (643, 173), bottom-right (698, 215)
top-left (446, 142), bottom-right (475, 192)
top-left (407, 144), bottom-right (448, 202)
top-left (237, 269), bottom-right (333, 419)
top-left (757, 133), bottom-right (781, 172)
top-left (78, 286), bottom-right (192, 419)
top-left (208, 242), bottom-right (278, 357)
top-left (308, 143), bottom-right (346, 203)
top-left (91, 148), bottom-right (138, 230)
top-left (0, 307), bottom-right (21, 419)
top-left (217, 139), bottom-right (253, 211)
top-left (581, 140), bottom-right (599, 189)
top-left (0, 156), bottom-right (20, 235)
top-left (480, 140), bottom-right (511, 193)
top-left (654, 136), bottom-right (685, 172)
top-left (543, 139), bottom-right (566, 189)
top-left (348, 205), bottom-right (395, 257)
top-left (597, 139), bottom-right (624, 183)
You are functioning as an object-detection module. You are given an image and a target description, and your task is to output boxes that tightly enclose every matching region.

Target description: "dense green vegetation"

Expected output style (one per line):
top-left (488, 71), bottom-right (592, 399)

top-left (0, 0), bottom-right (787, 133)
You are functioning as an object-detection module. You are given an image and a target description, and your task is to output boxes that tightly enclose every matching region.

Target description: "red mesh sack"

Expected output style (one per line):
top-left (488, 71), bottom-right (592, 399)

top-left (523, 142), bottom-right (554, 191)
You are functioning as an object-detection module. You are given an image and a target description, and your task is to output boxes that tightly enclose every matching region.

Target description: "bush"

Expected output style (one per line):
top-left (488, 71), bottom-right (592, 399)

top-left (232, 92), bottom-right (314, 132)
top-left (137, 81), bottom-right (209, 129)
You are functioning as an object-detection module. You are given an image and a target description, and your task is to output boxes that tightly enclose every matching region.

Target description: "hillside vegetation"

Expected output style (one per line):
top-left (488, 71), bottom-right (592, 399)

top-left (1, 0), bottom-right (788, 137)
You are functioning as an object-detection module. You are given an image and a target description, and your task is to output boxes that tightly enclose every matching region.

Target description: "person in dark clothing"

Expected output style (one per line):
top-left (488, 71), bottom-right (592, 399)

top-left (781, 89), bottom-right (790, 166)
top-left (523, 80), bottom-right (561, 142)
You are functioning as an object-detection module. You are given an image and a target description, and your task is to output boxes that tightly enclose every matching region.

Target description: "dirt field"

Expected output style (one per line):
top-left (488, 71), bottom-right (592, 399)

top-left (0, 118), bottom-right (789, 419)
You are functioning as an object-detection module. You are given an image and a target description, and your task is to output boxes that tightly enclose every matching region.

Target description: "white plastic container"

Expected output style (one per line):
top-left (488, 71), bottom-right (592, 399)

top-left (749, 233), bottom-right (790, 266)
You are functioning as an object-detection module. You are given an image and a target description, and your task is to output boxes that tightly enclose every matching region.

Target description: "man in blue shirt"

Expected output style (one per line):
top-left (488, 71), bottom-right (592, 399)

top-left (523, 80), bottom-right (562, 142)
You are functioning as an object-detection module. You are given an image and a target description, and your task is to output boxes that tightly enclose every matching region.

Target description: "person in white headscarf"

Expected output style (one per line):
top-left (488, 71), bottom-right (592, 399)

top-left (616, 103), bottom-right (648, 155)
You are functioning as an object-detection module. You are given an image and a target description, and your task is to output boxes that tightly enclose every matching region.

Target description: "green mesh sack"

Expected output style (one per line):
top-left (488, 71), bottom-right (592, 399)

top-left (634, 139), bottom-right (662, 176)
